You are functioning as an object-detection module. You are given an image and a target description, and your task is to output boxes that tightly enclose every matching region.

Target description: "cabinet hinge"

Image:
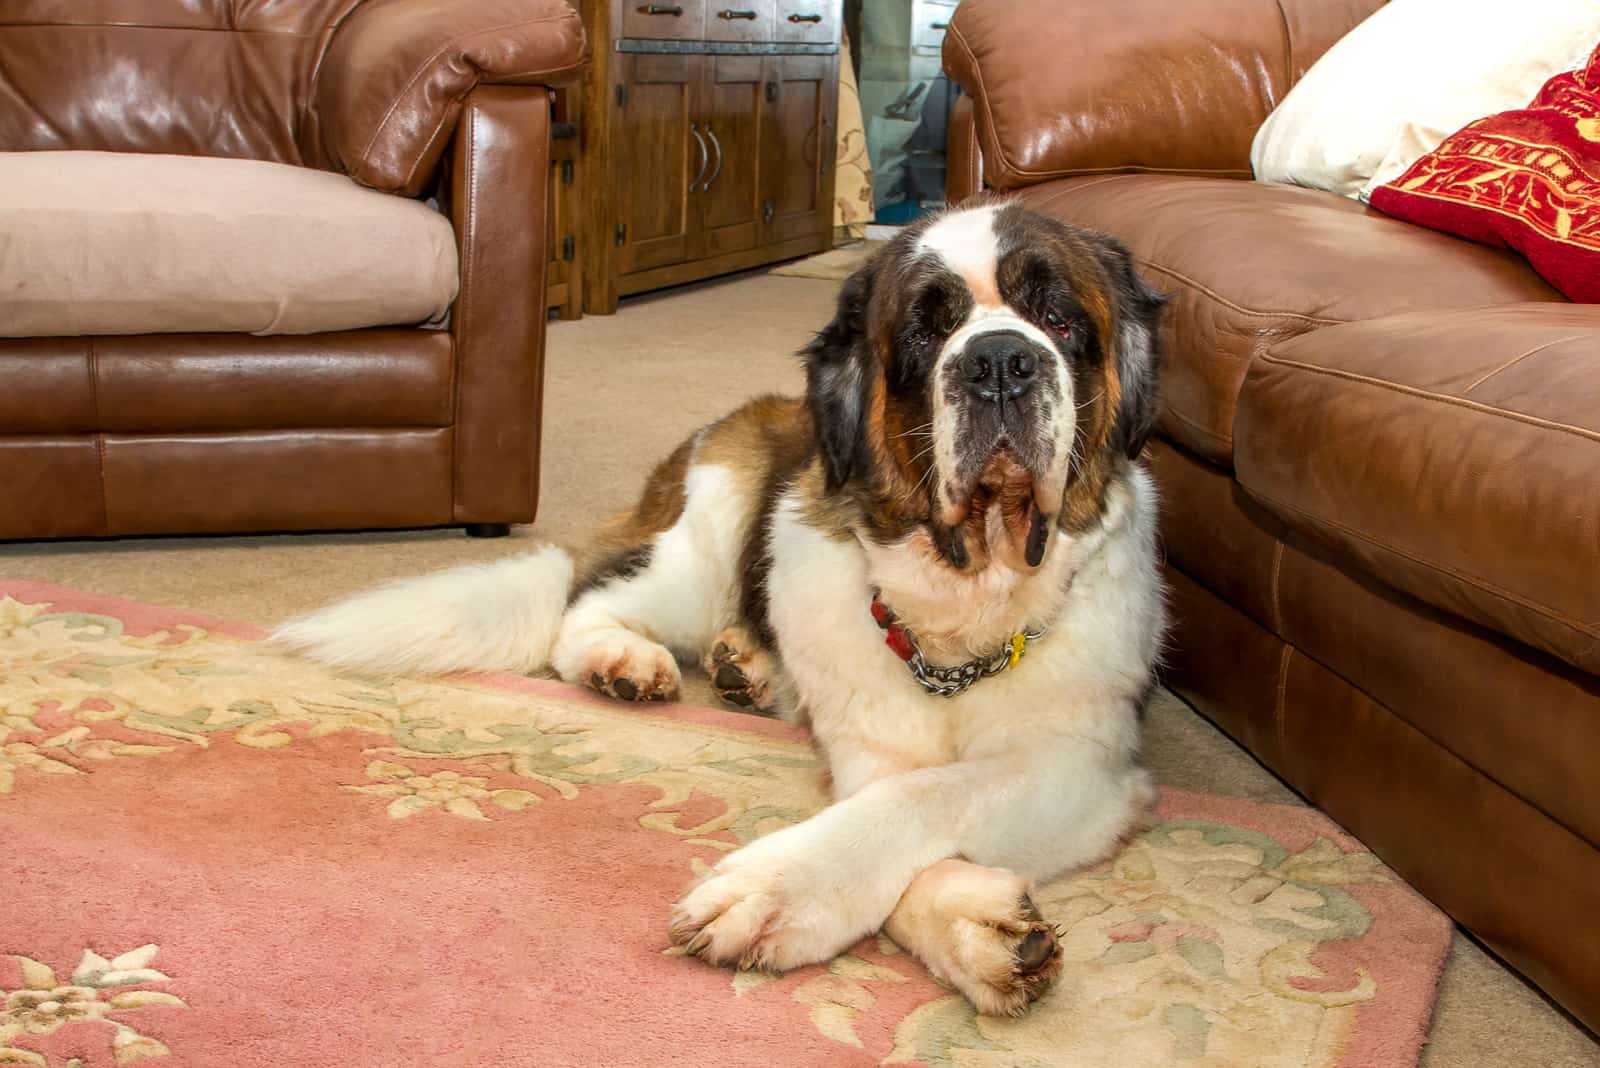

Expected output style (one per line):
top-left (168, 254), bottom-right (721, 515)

top-left (560, 159), bottom-right (574, 185)
top-left (562, 235), bottom-right (576, 261)
top-left (615, 223), bottom-right (627, 246)
top-left (615, 84), bottom-right (628, 107)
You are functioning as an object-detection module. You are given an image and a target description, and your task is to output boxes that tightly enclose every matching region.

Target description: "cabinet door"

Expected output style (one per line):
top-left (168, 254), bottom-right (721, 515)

top-left (613, 53), bottom-right (702, 276)
top-left (546, 90), bottom-right (578, 314)
top-left (695, 55), bottom-right (765, 259)
top-left (760, 53), bottom-right (836, 247)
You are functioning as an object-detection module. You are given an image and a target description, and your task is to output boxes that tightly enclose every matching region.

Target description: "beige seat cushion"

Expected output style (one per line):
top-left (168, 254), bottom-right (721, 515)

top-left (0, 151), bottom-right (458, 337)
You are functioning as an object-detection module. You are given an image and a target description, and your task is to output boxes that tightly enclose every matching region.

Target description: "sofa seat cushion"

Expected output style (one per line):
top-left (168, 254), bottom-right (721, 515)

top-left (1234, 304), bottom-right (1600, 674)
top-left (1014, 175), bottom-right (1565, 466)
top-left (0, 151), bottom-right (459, 337)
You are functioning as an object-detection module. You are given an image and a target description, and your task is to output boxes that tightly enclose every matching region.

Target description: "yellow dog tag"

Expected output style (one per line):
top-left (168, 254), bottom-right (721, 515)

top-left (1007, 633), bottom-right (1027, 669)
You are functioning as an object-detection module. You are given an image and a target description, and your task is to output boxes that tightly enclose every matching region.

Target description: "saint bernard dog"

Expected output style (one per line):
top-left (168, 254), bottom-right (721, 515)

top-left (275, 200), bottom-right (1168, 1016)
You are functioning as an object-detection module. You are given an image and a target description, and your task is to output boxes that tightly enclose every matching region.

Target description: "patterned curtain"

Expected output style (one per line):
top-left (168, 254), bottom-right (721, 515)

top-left (833, 30), bottom-right (873, 243)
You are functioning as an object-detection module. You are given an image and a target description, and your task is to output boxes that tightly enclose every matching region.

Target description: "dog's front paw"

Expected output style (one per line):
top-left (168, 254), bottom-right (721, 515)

top-left (669, 845), bottom-right (851, 972)
top-left (886, 859), bottom-right (1063, 1017)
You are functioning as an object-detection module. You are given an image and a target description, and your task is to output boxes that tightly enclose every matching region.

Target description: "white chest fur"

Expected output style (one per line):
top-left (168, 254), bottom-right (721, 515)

top-left (765, 466), bottom-right (1165, 799)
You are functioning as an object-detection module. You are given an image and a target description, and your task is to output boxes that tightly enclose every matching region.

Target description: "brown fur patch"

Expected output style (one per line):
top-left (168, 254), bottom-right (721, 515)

top-left (574, 439), bottom-right (694, 592)
top-left (575, 395), bottom-right (814, 600)
top-left (1054, 237), bottom-right (1129, 535)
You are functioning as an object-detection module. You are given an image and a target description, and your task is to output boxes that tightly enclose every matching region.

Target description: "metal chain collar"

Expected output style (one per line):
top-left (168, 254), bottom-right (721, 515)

top-left (870, 589), bottom-right (1048, 699)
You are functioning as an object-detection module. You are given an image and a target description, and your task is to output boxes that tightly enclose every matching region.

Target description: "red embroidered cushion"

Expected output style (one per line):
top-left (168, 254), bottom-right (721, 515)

top-left (1368, 42), bottom-right (1600, 302)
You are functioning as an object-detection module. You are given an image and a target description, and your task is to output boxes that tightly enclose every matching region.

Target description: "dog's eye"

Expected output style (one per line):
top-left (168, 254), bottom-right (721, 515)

top-left (1044, 311), bottom-right (1071, 337)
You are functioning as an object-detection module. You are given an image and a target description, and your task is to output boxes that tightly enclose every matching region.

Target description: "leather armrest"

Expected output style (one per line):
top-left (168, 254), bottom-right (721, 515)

top-left (946, 94), bottom-right (983, 203)
top-left (444, 85), bottom-right (552, 524)
top-left (314, 0), bottom-right (586, 196)
top-left (943, 0), bottom-right (1385, 191)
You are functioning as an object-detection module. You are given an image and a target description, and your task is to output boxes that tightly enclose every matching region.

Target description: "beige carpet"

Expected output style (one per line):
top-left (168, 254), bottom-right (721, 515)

top-left (769, 240), bottom-right (883, 280)
top-left (3, 271), bottom-right (1594, 1066)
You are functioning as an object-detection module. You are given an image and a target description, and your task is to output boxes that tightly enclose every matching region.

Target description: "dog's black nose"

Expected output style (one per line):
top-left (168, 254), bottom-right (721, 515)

top-left (961, 331), bottom-right (1039, 402)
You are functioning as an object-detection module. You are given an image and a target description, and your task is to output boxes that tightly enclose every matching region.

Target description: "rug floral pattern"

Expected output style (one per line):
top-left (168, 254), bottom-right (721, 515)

top-left (0, 584), bottom-right (1450, 1067)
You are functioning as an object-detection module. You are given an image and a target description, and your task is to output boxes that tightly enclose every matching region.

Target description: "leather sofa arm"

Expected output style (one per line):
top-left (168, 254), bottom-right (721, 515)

top-left (444, 86), bottom-right (553, 524)
top-left (314, 0), bottom-right (586, 196)
top-left (943, 0), bottom-right (1385, 191)
top-left (946, 94), bottom-right (983, 205)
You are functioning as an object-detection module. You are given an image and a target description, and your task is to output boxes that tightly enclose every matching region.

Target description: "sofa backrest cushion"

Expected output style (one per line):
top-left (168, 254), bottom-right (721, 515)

top-left (942, 0), bottom-right (1386, 191)
top-left (0, 0), bottom-right (360, 166)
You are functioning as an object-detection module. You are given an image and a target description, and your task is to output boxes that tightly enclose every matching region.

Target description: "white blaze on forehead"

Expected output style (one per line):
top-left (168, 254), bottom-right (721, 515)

top-left (917, 205), bottom-right (1003, 307)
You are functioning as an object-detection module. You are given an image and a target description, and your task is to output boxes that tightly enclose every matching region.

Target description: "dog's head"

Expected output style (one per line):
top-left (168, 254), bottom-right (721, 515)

top-left (803, 201), bottom-right (1166, 571)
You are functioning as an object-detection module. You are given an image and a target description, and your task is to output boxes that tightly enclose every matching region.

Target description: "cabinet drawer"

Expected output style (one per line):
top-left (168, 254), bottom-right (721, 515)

top-left (621, 0), bottom-right (705, 41)
top-left (911, 0), bottom-right (954, 53)
top-left (705, 0), bottom-right (772, 42)
top-left (775, 0), bottom-right (838, 44)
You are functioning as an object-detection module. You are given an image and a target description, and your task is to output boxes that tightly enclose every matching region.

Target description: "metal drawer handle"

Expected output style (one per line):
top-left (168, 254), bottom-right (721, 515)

top-left (718, 8), bottom-right (758, 18)
top-left (787, 12), bottom-right (823, 22)
top-left (704, 125), bottom-right (724, 189)
top-left (638, 4), bottom-right (683, 15)
top-left (689, 122), bottom-right (709, 191)
top-left (931, 20), bottom-right (949, 29)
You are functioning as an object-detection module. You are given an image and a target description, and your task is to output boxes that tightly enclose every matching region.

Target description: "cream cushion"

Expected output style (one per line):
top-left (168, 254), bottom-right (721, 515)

top-left (1249, 0), bottom-right (1600, 201)
top-left (0, 151), bottom-right (459, 337)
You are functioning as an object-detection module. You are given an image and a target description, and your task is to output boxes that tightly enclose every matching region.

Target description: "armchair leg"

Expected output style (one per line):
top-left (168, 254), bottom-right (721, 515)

top-left (465, 523), bottom-right (511, 538)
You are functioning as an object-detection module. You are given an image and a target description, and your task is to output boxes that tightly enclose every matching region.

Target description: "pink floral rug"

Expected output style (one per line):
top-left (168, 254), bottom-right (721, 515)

top-left (0, 580), bottom-right (1451, 1067)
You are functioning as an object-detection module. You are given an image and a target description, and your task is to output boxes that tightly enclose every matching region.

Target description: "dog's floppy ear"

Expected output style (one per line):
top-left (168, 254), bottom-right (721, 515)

top-left (802, 260), bottom-right (876, 490)
top-left (1091, 235), bottom-right (1168, 459)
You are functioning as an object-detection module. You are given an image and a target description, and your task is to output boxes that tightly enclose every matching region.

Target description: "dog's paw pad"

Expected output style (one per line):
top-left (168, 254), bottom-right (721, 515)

top-left (576, 641), bottom-right (680, 703)
top-left (1014, 927), bottom-right (1056, 973)
top-left (704, 628), bottom-right (777, 715)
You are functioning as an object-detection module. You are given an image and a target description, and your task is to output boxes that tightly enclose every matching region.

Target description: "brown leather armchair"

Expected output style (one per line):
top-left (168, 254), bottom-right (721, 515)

top-left (0, 0), bottom-right (586, 540)
top-left (945, 0), bottom-right (1600, 1032)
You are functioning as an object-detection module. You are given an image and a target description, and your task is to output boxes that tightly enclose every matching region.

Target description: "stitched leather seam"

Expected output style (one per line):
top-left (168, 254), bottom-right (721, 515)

top-left (1272, 0), bottom-right (1293, 97)
top-left (86, 338), bottom-right (109, 535)
top-left (1007, 163), bottom-right (1253, 180)
top-left (1156, 402), bottom-right (1232, 457)
top-left (1021, 174), bottom-right (1145, 208)
top-left (1137, 260), bottom-right (1348, 325)
top-left (1269, 538), bottom-right (1284, 635)
top-left (396, 66), bottom-right (579, 192)
top-left (304, 0), bottom-right (367, 154)
top-left (1260, 352), bottom-right (1600, 444)
top-left (1248, 485), bottom-right (1598, 637)
top-left (356, 11), bottom-right (580, 182)
top-left (1272, 643), bottom-right (1292, 768)
top-left (959, 102), bottom-right (981, 195)
top-left (450, 103), bottom-right (481, 516)
top-left (2, 22), bottom-right (317, 35)
top-left (1463, 334), bottom-right (1583, 393)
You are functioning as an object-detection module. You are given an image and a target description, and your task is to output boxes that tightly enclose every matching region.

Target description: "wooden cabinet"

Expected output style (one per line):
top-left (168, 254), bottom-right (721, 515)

top-left (613, 54), bottom-right (700, 276)
top-left (579, 0), bottom-right (842, 313)
top-left (546, 88), bottom-right (582, 320)
top-left (761, 53), bottom-right (833, 247)
top-left (697, 55), bottom-right (766, 258)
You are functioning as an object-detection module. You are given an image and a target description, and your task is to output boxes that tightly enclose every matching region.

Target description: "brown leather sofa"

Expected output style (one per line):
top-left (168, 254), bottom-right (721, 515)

top-left (945, 0), bottom-right (1600, 1032)
top-left (0, 0), bottom-right (586, 540)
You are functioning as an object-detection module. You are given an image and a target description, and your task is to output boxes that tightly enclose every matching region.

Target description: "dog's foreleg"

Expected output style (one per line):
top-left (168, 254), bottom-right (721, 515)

top-left (670, 738), bottom-right (1151, 1004)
